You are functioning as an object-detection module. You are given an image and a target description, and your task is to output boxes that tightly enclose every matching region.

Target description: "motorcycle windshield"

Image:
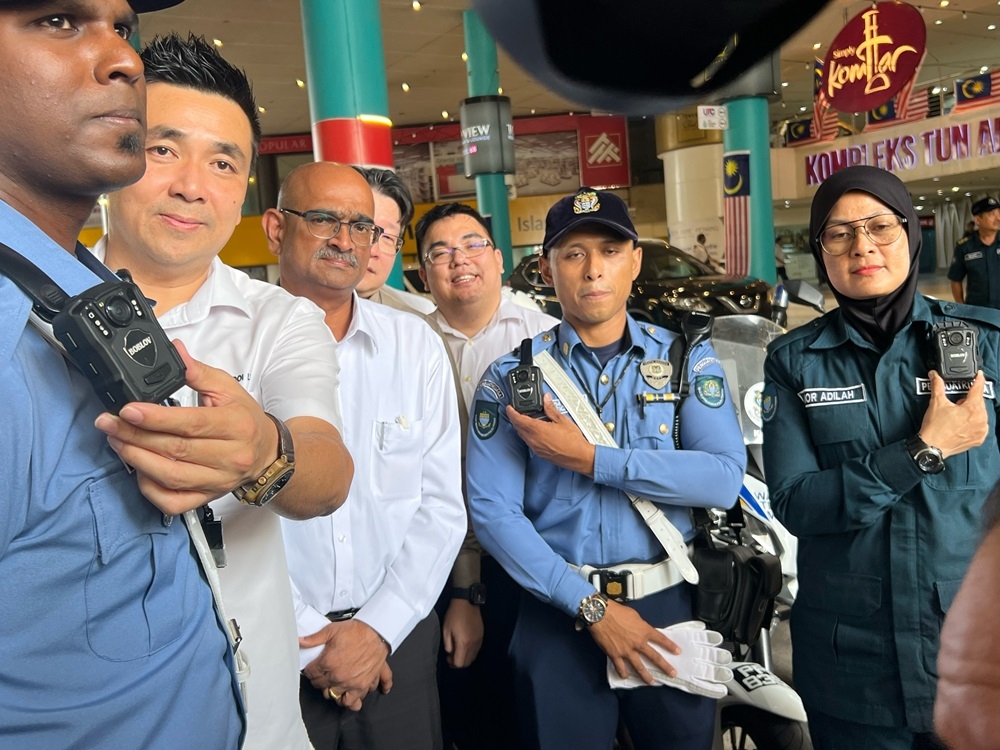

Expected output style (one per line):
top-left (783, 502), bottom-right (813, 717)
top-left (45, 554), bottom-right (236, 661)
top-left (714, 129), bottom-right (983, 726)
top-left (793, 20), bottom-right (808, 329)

top-left (710, 316), bottom-right (785, 446)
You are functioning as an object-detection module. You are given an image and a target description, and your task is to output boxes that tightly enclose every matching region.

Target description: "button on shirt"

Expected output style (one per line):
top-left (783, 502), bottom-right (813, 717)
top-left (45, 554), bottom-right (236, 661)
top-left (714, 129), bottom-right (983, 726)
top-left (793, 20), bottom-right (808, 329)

top-left (282, 297), bottom-right (465, 664)
top-left (431, 295), bottom-right (558, 408)
top-left (948, 232), bottom-right (1000, 307)
top-left (91, 238), bottom-right (339, 750)
top-left (0, 204), bottom-right (243, 748)
top-left (466, 316), bottom-right (746, 618)
top-left (762, 294), bottom-right (1000, 730)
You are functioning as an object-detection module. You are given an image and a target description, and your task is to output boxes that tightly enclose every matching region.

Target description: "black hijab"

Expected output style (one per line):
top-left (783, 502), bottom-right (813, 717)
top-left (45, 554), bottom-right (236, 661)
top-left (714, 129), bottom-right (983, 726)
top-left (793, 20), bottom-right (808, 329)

top-left (809, 165), bottom-right (921, 350)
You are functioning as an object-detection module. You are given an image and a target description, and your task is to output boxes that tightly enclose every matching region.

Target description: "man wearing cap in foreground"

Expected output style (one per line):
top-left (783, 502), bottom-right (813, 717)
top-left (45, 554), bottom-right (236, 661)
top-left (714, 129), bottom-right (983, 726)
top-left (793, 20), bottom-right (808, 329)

top-left (949, 196), bottom-right (1000, 307)
top-left (0, 1), bottom-right (244, 747)
top-left (466, 187), bottom-right (745, 749)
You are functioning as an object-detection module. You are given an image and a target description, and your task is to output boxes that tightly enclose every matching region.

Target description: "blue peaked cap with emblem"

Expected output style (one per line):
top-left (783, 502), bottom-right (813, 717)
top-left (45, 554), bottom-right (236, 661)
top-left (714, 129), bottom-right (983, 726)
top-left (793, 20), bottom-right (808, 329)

top-left (542, 187), bottom-right (638, 253)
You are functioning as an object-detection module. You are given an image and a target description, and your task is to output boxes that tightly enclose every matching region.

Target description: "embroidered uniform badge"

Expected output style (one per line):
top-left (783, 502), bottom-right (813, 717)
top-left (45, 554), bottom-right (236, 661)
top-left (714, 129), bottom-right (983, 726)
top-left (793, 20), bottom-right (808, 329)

top-left (694, 375), bottom-right (725, 408)
top-left (573, 191), bottom-right (600, 214)
top-left (761, 384), bottom-right (778, 423)
top-left (473, 400), bottom-right (499, 440)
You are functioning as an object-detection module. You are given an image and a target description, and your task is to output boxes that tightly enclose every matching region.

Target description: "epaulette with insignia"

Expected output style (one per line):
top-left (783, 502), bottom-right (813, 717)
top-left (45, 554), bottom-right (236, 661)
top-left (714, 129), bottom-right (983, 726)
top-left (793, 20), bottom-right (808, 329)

top-left (766, 314), bottom-right (828, 356)
top-left (957, 236), bottom-right (969, 245)
top-left (931, 299), bottom-right (1000, 331)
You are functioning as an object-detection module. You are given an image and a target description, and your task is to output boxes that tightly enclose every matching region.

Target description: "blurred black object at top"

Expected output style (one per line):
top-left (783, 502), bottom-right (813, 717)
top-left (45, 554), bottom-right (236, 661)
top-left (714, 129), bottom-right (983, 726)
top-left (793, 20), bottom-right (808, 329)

top-left (472, 0), bottom-right (832, 114)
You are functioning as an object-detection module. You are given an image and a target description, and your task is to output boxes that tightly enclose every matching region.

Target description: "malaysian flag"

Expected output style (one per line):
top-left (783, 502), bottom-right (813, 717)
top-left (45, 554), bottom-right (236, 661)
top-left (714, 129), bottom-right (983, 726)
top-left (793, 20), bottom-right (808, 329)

top-left (786, 59), bottom-right (838, 147)
top-left (722, 151), bottom-right (750, 278)
top-left (865, 86), bottom-right (929, 131)
top-left (953, 70), bottom-right (1000, 113)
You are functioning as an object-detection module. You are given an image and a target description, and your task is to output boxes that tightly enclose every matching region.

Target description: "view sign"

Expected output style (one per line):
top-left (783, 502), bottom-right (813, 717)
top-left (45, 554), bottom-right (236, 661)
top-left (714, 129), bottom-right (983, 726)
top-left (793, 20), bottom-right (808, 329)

top-left (822, 2), bottom-right (925, 113)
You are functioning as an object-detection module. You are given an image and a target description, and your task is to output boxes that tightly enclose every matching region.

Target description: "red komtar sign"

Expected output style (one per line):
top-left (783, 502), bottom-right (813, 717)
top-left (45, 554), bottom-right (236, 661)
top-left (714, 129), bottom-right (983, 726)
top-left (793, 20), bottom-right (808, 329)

top-left (822, 2), bottom-right (926, 113)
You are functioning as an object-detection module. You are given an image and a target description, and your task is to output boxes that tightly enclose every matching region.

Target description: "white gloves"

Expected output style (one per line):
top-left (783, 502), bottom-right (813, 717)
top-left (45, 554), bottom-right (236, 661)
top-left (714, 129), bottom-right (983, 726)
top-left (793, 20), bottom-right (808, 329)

top-left (606, 620), bottom-right (733, 699)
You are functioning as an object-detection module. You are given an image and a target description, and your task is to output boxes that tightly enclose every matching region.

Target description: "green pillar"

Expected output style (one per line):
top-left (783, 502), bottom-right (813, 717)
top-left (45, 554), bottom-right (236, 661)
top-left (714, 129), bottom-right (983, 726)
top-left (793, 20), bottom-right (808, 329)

top-left (463, 10), bottom-right (513, 278)
top-left (722, 97), bottom-right (776, 284)
top-left (300, 0), bottom-right (404, 288)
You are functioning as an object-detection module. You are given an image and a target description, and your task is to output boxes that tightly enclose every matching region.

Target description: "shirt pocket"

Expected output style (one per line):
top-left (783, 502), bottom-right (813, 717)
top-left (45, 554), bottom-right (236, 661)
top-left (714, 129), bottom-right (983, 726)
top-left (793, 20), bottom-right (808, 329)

top-left (85, 469), bottom-right (184, 661)
top-left (625, 401), bottom-right (676, 450)
top-left (804, 402), bottom-right (872, 464)
top-left (370, 417), bottom-right (424, 501)
top-left (796, 568), bottom-right (888, 674)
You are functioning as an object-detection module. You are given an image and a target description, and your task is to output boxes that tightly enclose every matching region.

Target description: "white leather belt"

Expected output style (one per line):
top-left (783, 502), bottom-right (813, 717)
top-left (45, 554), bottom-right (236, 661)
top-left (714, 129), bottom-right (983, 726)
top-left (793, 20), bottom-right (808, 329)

top-left (570, 558), bottom-right (685, 601)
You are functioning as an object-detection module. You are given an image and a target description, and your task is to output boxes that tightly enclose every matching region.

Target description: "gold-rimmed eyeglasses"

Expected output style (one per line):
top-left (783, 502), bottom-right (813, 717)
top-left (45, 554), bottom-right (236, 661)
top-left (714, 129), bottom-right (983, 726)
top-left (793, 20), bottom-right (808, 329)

top-left (818, 213), bottom-right (907, 256)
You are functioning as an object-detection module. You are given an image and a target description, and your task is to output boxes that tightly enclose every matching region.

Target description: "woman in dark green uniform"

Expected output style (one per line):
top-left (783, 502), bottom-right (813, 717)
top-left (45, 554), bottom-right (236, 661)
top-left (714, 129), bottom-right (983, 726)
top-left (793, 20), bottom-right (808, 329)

top-left (761, 166), bottom-right (1000, 749)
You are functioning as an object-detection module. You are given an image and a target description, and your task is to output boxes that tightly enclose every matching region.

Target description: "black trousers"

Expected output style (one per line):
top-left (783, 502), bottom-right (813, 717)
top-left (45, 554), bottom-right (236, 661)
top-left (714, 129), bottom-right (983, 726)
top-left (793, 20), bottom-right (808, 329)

top-left (436, 555), bottom-right (524, 750)
top-left (299, 612), bottom-right (442, 750)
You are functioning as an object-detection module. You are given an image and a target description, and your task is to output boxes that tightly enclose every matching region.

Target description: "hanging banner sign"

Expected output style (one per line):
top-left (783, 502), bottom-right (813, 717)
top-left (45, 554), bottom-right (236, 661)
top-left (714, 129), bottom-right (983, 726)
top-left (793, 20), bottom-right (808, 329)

top-left (822, 2), bottom-right (926, 113)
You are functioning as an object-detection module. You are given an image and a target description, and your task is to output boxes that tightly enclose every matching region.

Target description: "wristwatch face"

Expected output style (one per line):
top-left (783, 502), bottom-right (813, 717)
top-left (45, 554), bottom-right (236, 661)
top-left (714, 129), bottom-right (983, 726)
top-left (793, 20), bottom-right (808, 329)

top-left (916, 449), bottom-right (944, 474)
top-left (257, 466), bottom-right (295, 505)
top-left (580, 595), bottom-right (607, 625)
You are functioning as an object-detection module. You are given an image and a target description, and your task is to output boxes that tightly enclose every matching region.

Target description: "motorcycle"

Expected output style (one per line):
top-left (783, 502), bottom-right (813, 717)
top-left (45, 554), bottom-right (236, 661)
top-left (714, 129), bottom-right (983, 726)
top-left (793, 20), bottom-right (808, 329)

top-left (708, 282), bottom-right (825, 750)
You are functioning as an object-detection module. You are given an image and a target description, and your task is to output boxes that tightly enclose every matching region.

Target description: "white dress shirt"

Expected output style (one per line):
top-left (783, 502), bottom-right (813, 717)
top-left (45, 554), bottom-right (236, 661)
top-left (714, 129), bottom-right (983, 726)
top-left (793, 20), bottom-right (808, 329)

top-left (282, 296), bottom-right (465, 668)
top-left (93, 238), bottom-right (341, 750)
top-left (368, 284), bottom-right (436, 314)
top-left (431, 295), bottom-right (558, 408)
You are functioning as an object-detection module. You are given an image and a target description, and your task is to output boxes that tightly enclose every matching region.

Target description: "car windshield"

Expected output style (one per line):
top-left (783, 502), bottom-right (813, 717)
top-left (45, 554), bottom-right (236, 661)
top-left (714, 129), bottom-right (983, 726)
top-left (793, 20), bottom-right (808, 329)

top-left (639, 244), bottom-right (709, 280)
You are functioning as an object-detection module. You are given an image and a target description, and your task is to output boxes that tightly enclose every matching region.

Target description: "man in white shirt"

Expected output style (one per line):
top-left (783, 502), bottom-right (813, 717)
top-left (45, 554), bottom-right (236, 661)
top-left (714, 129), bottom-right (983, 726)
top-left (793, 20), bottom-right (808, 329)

top-left (96, 35), bottom-right (353, 750)
top-left (353, 166), bottom-right (435, 315)
top-left (414, 202), bottom-right (556, 750)
top-left (264, 161), bottom-right (465, 750)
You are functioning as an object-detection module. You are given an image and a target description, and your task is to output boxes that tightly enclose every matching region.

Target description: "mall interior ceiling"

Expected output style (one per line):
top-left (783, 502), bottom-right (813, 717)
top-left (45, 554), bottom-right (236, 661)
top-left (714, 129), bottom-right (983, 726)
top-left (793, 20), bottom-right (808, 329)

top-left (142, 0), bottom-right (1000, 198)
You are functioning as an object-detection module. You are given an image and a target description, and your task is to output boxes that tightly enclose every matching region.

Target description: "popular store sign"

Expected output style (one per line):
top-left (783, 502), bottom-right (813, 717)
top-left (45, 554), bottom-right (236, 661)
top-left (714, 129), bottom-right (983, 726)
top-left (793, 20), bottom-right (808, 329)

top-left (822, 2), bottom-right (926, 113)
top-left (805, 116), bottom-right (1000, 185)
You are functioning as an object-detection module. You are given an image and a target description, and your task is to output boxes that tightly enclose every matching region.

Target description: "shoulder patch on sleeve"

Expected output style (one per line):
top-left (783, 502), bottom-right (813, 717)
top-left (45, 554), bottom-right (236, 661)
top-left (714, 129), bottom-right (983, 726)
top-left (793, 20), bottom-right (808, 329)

top-left (694, 375), bottom-right (725, 408)
top-left (473, 400), bottom-right (500, 440)
top-left (693, 356), bottom-right (721, 374)
top-left (476, 379), bottom-right (506, 402)
top-left (761, 383), bottom-right (778, 423)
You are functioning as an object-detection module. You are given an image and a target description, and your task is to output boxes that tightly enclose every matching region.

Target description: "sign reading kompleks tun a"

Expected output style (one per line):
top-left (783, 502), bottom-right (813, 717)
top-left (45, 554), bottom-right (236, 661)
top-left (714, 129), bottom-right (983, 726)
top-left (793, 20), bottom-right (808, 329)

top-left (822, 2), bottom-right (926, 113)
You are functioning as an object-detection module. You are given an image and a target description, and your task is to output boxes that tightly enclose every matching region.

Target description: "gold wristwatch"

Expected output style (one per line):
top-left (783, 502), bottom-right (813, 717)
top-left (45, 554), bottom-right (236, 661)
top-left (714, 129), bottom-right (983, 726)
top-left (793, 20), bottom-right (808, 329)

top-left (233, 413), bottom-right (295, 507)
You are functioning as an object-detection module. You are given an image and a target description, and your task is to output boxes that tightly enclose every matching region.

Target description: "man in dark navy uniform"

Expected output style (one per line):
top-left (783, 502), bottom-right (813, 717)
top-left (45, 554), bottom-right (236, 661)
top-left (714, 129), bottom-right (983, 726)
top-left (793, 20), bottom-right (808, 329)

top-left (949, 196), bottom-right (1000, 307)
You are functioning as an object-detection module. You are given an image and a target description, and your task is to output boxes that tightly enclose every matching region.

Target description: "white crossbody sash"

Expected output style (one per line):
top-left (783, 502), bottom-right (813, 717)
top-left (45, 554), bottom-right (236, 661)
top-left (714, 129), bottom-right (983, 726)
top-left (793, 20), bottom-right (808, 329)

top-left (534, 351), bottom-right (699, 585)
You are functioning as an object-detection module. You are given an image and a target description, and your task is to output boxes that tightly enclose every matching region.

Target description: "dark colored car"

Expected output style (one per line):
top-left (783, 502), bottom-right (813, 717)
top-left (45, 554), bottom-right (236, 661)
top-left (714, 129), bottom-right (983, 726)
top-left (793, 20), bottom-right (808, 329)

top-left (506, 238), bottom-right (773, 329)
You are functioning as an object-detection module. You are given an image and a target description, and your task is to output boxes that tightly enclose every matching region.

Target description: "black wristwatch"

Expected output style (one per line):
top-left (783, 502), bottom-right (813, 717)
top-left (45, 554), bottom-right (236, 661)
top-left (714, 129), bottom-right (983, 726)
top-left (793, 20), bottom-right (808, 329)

top-left (233, 413), bottom-right (296, 506)
top-left (905, 434), bottom-right (945, 475)
top-left (575, 592), bottom-right (608, 631)
top-left (450, 583), bottom-right (487, 605)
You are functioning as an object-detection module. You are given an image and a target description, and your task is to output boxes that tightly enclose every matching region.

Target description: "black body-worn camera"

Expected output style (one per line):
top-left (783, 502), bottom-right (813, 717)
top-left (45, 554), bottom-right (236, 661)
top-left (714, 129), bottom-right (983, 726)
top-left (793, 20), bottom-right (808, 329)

top-left (508, 339), bottom-right (545, 416)
top-left (0, 241), bottom-right (186, 414)
top-left (929, 321), bottom-right (982, 381)
top-left (53, 274), bottom-right (186, 412)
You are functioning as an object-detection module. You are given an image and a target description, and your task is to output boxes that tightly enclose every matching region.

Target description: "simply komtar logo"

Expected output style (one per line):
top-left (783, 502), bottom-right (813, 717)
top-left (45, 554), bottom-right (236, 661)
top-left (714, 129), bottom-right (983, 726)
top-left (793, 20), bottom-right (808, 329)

top-left (123, 330), bottom-right (157, 367)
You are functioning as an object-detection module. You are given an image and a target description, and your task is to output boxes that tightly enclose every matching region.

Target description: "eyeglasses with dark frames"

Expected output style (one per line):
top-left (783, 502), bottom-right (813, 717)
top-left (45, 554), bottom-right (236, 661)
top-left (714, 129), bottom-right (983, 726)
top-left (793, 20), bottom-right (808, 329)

top-left (280, 208), bottom-right (382, 247)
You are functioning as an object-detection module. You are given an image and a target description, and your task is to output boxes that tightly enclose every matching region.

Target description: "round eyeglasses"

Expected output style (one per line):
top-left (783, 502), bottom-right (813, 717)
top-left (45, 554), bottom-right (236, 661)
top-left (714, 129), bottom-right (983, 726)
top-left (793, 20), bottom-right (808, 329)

top-left (423, 239), bottom-right (493, 266)
top-left (280, 208), bottom-right (382, 247)
top-left (818, 213), bottom-right (907, 256)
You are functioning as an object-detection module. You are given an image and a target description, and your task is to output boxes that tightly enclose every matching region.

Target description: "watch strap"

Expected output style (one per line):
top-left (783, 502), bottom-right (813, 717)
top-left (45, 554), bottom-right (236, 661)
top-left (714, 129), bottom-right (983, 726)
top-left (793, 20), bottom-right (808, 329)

top-left (450, 583), bottom-right (487, 605)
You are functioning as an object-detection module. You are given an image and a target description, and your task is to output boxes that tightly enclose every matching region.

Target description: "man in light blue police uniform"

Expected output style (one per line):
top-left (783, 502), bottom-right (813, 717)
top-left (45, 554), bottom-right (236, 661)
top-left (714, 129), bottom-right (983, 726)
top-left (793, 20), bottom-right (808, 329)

top-left (466, 188), bottom-right (746, 750)
top-left (0, 1), bottom-right (244, 747)
top-left (949, 196), bottom-right (1000, 308)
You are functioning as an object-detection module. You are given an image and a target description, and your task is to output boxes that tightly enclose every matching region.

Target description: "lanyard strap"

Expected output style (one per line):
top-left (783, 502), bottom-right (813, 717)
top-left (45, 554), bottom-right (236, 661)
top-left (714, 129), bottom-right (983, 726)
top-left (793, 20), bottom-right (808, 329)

top-left (534, 350), bottom-right (699, 585)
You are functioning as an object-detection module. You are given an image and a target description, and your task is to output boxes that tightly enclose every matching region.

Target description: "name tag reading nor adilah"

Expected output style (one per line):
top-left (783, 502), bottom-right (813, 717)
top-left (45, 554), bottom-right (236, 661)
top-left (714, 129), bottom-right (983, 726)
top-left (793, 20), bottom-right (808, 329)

top-left (798, 384), bottom-right (867, 407)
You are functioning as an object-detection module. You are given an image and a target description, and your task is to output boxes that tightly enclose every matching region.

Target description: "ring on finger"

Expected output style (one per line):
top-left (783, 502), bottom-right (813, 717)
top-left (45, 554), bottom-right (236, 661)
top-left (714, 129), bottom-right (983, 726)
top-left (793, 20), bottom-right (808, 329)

top-left (325, 687), bottom-right (340, 701)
